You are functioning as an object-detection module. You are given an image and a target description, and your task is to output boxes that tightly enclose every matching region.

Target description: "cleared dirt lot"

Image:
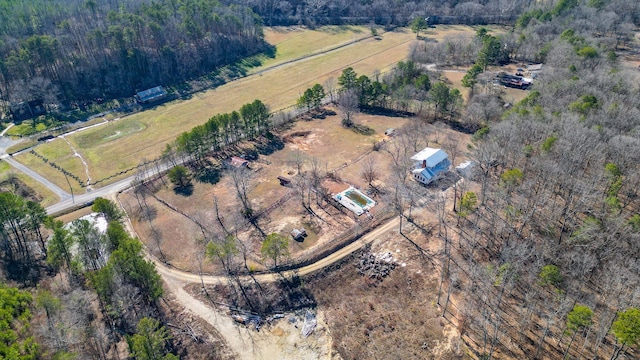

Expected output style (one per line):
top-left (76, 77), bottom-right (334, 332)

top-left (120, 107), bottom-right (413, 272)
top-left (120, 106), bottom-right (474, 275)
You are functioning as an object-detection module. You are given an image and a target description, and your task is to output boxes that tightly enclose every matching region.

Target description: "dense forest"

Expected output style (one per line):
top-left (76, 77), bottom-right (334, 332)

top-left (241, 0), bottom-right (533, 26)
top-left (0, 0), bottom-right (267, 111)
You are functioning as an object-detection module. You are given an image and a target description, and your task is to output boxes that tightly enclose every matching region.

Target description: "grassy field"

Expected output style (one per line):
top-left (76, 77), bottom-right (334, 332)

top-left (11, 25), bottom-right (489, 197)
top-left (16, 140), bottom-right (86, 194)
top-left (256, 25), bottom-right (370, 71)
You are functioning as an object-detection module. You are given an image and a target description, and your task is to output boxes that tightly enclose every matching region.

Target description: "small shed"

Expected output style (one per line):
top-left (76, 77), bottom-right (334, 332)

top-left (455, 160), bottom-right (476, 178)
top-left (277, 176), bottom-right (292, 186)
top-left (229, 156), bottom-right (249, 168)
top-left (135, 86), bottom-right (168, 104)
top-left (291, 228), bottom-right (307, 241)
top-left (526, 64), bottom-right (543, 78)
top-left (527, 64), bottom-right (543, 72)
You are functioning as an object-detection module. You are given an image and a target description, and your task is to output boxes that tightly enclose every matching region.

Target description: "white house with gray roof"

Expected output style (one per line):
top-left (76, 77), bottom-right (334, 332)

top-left (410, 147), bottom-right (450, 185)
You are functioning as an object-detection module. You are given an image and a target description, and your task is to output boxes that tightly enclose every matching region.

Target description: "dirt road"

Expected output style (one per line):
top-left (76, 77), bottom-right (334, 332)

top-left (149, 216), bottom-right (400, 360)
top-left (152, 216), bottom-right (400, 285)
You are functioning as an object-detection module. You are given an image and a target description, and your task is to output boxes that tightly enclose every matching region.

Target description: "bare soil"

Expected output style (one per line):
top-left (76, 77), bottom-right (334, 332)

top-left (121, 108), bottom-right (412, 273)
top-left (185, 218), bottom-right (467, 360)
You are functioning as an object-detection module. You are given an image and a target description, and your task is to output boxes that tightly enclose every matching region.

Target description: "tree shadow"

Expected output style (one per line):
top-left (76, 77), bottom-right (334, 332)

top-left (196, 166), bottom-right (222, 185)
top-left (4, 261), bottom-right (43, 286)
top-left (173, 184), bottom-right (194, 196)
top-left (255, 133), bottom-right (284, 155)
top-left (361, 105), bottom-right (415, 117)
top-left (426, 171), bottom-right (461, 191)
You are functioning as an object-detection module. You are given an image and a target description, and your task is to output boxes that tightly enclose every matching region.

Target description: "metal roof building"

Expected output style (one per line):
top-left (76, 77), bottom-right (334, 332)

top-left (410, 147), bottom-right (450, 185)
top-left (135, 86), bottom-right (168, 103)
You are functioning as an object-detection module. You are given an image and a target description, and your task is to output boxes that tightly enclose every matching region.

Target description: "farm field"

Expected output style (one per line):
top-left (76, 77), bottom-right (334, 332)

top-left (12, 25), bottom-right (489, 198)
top-left (256, 25), bottom-right (371, 70)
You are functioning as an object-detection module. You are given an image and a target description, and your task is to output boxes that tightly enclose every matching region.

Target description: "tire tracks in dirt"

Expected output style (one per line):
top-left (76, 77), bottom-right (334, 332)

top-left (142, 209), bottom-right (400, 359)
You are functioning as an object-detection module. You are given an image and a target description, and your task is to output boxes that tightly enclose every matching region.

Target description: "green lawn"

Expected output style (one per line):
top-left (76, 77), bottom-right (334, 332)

top-left (14, 138), bottom-right (87, 194)
top-left (74, 120), bottom-right (146, 148)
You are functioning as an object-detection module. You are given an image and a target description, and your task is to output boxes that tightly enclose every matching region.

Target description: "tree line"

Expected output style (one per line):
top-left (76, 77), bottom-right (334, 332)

top-left (173, 98), bottom-right (271, 165)
top-left (0, 194), bottom-right (180, 358)
top-left (0, 0), bottom-right (267, 112)
top-left (243, 0), bottom-right (534, 27)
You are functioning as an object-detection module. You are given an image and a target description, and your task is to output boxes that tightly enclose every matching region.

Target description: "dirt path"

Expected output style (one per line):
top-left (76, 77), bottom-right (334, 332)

top-left (151, 216), bottom-right (400, 285)
top-left (146, 215), bottom-right (399, 359)
top-left (60, 136), bottom-right (92, 187)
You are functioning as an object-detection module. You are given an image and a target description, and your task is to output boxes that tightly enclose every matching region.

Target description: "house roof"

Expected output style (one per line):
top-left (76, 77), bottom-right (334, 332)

top-left (456, 160), bottom-right (475, 170)
top-left (527, 64), bottom-right (543, 71)
top-left (136, 86), bottom-right (167, 102)
top-left (229, 156), bottom-right (249, 168)
top-left (415, 167), bottom-right (434, 177)
top-left (410, 148), bottom-right (448, 168)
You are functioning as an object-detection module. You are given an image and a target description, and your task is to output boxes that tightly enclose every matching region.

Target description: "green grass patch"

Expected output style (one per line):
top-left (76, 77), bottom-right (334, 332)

top-left (0, 160), bottom-right (11, 177)
top-left (74, 120), bottom-right (146, 148)
top-left (6, 139), bottom-right (39, 154)
top-left (14, 152), bottom-right (85, 194)
top-left (6, 122), bottom-right (48, 136)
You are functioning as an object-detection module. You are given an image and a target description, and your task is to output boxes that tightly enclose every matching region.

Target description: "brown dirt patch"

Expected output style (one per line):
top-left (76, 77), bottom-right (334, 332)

top-left (123, 110), bottom-right (411, 272)
top-left (0, 177), bottom-right (43, 203)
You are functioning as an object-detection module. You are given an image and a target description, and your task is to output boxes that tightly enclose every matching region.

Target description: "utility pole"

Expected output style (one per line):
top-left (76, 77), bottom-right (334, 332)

top-left (63, 172), bottom-right (74, 204)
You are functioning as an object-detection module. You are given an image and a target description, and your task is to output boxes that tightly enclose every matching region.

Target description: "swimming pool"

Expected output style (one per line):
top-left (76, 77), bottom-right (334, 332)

top-left (333, 186), bottom-right (376, 215)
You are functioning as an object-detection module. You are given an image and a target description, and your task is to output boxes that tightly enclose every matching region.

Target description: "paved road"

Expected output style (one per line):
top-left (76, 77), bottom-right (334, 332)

top-left (1, 155), bottom-right (72, 202)
top-left (44, 175), bottom-right (135, 214)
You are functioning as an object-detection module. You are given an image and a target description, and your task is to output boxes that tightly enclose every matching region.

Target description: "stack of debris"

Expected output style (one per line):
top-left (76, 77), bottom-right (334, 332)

top-left (355, 251), bottom-right (397, 280)
top-left (231, 312), bottom-right (263, 331)
top-left (301, 310), bottom-right (317, 338)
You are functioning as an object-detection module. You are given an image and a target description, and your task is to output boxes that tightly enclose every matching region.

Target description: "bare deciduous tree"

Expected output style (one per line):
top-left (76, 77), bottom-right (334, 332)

top-left (360, 156), bottom-right (380, 191)
top-left (229, 166), bottom-right (254, 218)
top-left (288, 149), bottom-right (307, 175)
top-left (337, 89), bottom-right (359, 127)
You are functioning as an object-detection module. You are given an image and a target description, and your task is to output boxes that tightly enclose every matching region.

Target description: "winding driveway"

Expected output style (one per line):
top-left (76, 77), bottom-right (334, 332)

top-left (146, 216), bottom-right (400, 360)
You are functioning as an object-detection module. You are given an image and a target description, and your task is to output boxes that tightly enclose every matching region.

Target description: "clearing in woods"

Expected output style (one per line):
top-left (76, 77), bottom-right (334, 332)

top-left (119, 106), bottom-right (415, 272)
top-left (12, 25), bottom-right (492, 198)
